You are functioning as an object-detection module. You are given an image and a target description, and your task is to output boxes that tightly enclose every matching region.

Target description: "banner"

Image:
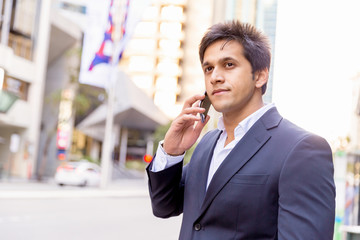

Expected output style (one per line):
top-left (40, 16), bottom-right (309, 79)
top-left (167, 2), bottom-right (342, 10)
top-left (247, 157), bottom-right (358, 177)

top-left (79, 0), bottom-right (149, 88)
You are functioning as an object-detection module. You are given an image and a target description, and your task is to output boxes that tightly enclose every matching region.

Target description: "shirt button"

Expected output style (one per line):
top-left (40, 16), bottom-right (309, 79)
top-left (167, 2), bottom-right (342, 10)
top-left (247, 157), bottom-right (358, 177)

top-left (194, 223), bottom-right (202, 231)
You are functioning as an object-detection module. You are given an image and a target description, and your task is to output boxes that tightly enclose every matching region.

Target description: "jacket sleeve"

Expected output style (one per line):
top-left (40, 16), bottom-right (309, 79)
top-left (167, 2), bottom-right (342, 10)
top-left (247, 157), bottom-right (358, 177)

top-left (146, 160), bottom-right (186, 218)
top-left (278, 134), bottom-right (335, 240)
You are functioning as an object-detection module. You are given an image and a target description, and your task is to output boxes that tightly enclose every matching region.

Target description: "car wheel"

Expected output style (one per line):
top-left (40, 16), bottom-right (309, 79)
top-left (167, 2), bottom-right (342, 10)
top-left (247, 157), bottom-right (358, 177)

top-left (80, 180), bottom-right (87, 187)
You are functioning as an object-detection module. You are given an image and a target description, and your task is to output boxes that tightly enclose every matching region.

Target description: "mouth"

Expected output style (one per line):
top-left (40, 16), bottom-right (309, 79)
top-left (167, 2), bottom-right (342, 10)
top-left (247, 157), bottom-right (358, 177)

top-left (212, 89), bottom-right (229, 95)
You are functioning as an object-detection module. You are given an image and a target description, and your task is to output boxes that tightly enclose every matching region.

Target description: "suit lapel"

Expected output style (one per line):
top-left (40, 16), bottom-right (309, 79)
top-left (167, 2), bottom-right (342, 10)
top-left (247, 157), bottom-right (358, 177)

top-left (196, 130), bottom-right (222, 207)
top-left (198, 108), bottom-right (282, 217)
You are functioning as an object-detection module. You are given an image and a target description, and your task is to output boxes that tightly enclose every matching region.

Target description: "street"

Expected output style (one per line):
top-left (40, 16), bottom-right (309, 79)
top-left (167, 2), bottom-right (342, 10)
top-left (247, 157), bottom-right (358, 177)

top-left (0, 179), bottom-right (181, 240)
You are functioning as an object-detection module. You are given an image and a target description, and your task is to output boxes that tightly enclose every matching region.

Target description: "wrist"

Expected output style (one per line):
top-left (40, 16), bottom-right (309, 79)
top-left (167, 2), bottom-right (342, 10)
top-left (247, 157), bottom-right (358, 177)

top-left (161, 142), bottom-right (185, 156)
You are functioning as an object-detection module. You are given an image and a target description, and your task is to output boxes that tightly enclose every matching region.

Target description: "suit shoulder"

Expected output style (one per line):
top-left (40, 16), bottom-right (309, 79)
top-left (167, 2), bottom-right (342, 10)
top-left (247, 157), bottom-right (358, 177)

top-left (279, 118), bottom-right (331, 150)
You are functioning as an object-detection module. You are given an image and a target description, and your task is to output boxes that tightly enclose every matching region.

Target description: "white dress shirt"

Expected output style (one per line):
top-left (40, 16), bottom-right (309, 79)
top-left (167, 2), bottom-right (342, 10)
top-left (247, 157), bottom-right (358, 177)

top-left (151, 103), bottom-right (275, 189)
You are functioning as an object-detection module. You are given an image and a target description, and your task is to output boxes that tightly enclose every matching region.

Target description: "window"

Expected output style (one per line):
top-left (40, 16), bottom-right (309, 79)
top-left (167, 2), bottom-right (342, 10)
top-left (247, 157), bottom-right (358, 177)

top-left (60, 2), bottom-right (86, 14)
top-left (11, 0), bottom-right (37, 38)
top-left (3, 76), bottom-right (29, 100)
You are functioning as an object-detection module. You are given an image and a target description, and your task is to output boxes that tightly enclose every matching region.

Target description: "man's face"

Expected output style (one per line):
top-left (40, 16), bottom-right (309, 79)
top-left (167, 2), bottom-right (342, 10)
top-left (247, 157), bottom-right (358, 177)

top-left (202, 40), bottom-right (261, 116)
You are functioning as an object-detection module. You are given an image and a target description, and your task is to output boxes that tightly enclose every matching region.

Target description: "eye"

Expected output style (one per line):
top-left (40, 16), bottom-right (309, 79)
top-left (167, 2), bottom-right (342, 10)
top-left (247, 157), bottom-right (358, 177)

top-left (225, 62), bottom-right (234, 68)
top-left (204, 66), bottom-right (213, 73)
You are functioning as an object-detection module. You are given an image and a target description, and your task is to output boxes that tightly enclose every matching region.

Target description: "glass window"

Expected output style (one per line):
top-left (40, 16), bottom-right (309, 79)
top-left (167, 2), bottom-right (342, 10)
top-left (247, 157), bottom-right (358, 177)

top-left (142, 6), bottom-right (159, 21)
top-left (155, 76), bottom-right (177, 91)
top-left (129, 56), bottom-right (155, 72)
top-left (161, 6), bottom-right (183, 21)
top-left (3, 76), bottom-right (29, 100)
top-left (11, 0), bottom-right (37, 37)
top-left (127, 39), bottom-right (157, 53)
top-left (160, 22), bottom-right (182, 39)
top-left (134, 22), bottom-right (158, 37)
top-left (157, 58), bottom-right (180, 76)
top-left (159, 39), bottom-right (181, 50)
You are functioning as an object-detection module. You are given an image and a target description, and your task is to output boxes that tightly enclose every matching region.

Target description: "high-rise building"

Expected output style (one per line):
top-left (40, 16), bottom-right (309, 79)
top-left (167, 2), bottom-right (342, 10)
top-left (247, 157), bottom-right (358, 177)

top-left (119, 0), bottom-right (214, 119)
top-left (221, 0), bottom-right (278, 103)
top-left (120, 0), bottom-right (278, 119)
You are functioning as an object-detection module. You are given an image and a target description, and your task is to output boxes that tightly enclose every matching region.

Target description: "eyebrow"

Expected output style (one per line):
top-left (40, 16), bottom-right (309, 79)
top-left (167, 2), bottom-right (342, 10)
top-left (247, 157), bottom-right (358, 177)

top-left (202, 61), bottom-right (210, 68)
top-left (202, 57), bottom-right (238, 68)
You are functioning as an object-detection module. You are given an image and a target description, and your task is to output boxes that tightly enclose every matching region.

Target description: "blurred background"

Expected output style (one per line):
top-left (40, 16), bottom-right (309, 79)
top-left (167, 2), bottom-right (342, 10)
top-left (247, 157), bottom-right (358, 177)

top-left (0, 0), bottom-right (359, 239)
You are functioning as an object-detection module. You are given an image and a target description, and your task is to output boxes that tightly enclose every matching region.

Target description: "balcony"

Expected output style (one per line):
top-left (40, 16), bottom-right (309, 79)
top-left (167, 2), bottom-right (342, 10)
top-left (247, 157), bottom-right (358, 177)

top-left (0, 31), bottom-right (33, 61)
top-left (8, 32), bottom-right (33, 60)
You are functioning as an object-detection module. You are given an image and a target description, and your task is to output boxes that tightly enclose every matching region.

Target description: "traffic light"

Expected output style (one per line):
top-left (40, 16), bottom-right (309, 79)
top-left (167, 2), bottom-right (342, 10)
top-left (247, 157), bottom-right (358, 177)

top-left (143, 154), bottom-right (153, 163)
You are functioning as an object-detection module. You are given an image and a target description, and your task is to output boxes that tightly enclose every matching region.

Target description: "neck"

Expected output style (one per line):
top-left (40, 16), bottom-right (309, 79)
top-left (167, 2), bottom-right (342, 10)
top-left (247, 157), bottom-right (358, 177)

top-left (222, 99), bottom-right (264, 143)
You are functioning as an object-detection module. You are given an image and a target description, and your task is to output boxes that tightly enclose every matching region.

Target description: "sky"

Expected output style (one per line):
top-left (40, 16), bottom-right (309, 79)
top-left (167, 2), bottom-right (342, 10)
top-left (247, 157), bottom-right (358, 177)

top-left (272, 0), bottom-right (360, 145)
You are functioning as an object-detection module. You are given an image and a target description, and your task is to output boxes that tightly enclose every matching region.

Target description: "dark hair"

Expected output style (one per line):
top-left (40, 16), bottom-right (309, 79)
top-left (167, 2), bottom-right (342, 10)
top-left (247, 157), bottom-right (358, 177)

top-left (199, 20), bottom-right (271, 94)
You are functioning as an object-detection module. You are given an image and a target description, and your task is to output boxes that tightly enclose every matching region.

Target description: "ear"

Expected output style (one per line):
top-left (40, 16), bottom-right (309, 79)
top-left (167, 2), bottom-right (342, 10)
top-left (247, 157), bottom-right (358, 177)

top-left (254, 68), bottom-right (268, 90)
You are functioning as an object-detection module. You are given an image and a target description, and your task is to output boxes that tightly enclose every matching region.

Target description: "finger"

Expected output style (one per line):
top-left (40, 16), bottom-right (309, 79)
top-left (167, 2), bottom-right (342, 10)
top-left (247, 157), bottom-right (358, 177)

top-left (182, 106), bottom-right (205, 116)
top-left (194, 115), bottom-right (210, 134)
top-left (176, 113), bottom-right (202, 124)
top-left (182, 94), bottom-right (205, 110)
top-left (171, 113), bottom-right (200, 130)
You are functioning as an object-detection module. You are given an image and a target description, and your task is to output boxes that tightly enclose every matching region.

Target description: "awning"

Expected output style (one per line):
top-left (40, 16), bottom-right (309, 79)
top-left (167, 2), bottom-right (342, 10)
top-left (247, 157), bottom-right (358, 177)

top-left (77, 71), bottom-right (169, 141)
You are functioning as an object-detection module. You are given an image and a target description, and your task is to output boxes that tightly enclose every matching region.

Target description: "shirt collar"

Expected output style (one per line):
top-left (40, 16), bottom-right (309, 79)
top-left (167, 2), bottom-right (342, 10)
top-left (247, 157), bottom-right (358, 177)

top-left (217, 103), bottom-right (275, 139)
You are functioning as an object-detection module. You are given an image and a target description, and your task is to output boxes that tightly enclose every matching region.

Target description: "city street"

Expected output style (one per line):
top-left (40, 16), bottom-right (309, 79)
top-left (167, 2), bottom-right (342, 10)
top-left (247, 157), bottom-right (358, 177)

top-left (0, 179), bottom-right (182, 240)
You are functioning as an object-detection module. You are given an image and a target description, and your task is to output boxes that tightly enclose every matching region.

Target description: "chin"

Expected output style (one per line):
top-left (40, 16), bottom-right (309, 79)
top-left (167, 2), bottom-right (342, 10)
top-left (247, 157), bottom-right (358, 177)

top-left (212, 104), bottom-right (229, 114)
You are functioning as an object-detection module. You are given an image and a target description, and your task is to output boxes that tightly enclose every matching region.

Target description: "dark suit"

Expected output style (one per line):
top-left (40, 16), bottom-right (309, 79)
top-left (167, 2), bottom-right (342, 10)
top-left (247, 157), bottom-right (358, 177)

top-left (147, 107), bottom-right (335, 240)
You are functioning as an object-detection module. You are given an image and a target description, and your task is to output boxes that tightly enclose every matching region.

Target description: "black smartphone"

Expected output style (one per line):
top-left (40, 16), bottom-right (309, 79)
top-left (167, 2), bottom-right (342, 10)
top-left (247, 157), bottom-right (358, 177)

top-left (199, 92), bottom-right (211, 123)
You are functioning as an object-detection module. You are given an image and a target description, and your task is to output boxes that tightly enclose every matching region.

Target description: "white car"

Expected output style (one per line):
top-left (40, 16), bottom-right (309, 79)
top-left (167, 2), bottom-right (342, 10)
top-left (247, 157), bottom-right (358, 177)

top-left (55, 161), bottom-right (101, 187)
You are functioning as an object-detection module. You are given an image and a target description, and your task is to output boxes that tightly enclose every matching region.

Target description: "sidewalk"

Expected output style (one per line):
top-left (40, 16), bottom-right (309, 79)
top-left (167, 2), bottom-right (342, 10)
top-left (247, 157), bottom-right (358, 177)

top-left (0, 178), bottom-right (149, 199)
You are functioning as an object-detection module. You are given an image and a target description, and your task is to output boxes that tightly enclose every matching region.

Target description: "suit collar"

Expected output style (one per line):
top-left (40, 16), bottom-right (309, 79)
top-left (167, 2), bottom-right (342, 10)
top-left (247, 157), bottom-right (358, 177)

top-left (217, 103), bottom-right (276, 133)
top-left (260, 107), bottom-right (282, 130)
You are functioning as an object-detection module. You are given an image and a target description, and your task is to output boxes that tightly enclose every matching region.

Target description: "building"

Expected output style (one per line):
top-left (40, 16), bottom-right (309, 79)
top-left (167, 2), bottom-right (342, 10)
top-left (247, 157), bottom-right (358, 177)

top-left (213, 0), bottom-right (278, 103)
top-left (349, 73), bottom-right (360, 151)
top-left (0, 0), bottom-right (279, 180)
top-left (119, 0), bottom-right (213, 119)
top-left (74, 0), bottom-right (279, 167)
top-left (0, 0), bottom-right (82, 179)
top-left (120, 0), bottom-right (278, 119)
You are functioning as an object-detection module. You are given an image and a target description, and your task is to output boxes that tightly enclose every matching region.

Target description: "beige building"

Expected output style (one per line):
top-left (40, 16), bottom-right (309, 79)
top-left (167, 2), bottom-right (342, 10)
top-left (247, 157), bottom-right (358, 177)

top-left (0, 0), bottom-right (82, 179)
top-left (120, 0), bottom-right (278, 119)
top-left (119, 0), bottom-right (214, 119)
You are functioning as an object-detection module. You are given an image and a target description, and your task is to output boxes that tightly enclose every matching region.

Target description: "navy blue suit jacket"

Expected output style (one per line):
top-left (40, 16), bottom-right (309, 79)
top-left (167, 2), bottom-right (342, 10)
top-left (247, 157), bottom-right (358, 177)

top-left (147, 107), bottom-right (335, 240)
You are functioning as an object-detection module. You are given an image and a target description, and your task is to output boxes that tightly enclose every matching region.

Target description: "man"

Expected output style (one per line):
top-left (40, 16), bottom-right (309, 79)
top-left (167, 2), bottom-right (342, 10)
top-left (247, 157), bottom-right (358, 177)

top-left (147, 20), bottom-right (335, 240)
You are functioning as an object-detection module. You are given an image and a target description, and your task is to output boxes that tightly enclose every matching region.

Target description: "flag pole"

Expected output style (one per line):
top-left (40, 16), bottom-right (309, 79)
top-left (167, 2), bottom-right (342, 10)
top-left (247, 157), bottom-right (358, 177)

top-left (96, 0), bottom-right (149, 188)
top-left (100, 0), bottom-right (118, 189)
top-left (99, 67), bottom-right (116, 189)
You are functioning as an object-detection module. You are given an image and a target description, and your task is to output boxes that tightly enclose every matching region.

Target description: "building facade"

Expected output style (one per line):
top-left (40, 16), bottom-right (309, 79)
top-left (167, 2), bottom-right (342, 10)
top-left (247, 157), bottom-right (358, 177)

top-left (120, 0), bottom-right (278, 119)
top-left (0, 0), bottom-right (279, 180)
top-left (0, 0), bottom-right (51, 179)
top-left (0, 0), bottom-right (82, 179)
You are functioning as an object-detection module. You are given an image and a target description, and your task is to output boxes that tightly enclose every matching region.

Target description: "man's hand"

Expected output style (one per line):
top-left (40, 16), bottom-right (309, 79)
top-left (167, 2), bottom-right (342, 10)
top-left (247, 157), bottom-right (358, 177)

top-left (163, 94), bottom-right (210, 156)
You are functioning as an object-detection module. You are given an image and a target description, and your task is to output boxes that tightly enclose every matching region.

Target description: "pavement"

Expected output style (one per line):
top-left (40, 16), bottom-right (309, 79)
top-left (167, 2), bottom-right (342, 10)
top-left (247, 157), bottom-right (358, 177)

top-left (0, 177), bottom-right (150, 199)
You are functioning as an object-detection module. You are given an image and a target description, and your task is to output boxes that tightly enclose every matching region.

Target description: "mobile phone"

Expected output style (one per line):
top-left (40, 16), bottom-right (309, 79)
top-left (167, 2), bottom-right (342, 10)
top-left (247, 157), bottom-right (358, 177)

top-left (199, 92), bottom-right (211, 123)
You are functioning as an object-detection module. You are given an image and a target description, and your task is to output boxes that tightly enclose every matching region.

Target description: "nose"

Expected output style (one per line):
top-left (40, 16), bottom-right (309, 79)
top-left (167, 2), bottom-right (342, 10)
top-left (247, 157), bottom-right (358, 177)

top-left (210, 68), bottom-right (225, 84)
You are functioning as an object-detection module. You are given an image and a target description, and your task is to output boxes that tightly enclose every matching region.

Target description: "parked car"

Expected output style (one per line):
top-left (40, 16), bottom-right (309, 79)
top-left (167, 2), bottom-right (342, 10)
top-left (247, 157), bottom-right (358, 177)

top-left (55, 161), bottom-right (101, 187)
